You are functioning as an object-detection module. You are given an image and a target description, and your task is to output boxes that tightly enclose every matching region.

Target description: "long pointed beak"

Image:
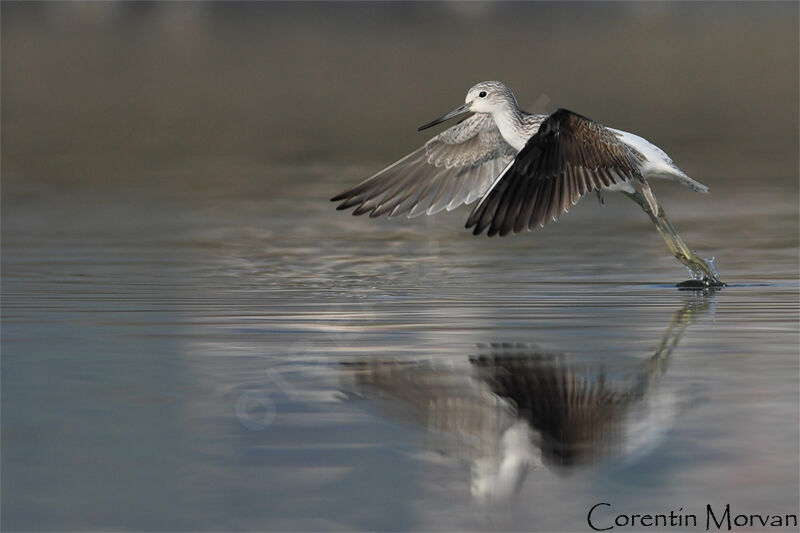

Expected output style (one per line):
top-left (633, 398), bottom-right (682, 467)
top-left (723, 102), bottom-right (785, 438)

top-left (418, 103), bottom-right (471, 131)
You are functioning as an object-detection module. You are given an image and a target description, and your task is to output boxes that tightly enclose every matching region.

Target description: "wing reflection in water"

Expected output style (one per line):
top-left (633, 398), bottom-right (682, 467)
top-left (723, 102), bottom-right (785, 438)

top-left (339, 294), bottom-right (714, 503)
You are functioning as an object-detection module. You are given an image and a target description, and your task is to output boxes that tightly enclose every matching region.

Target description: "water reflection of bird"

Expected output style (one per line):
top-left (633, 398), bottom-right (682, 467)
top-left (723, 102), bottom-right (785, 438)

top-left (338, 295), bottom-right (712, 502)
top-left (332, 81), bottom-right (722, 286)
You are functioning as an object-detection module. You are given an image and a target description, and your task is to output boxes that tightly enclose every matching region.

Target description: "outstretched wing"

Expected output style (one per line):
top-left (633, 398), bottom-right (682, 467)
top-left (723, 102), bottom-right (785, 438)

top-left (465, 109), bottom-right (645, 237)
top-left (331, 113), bottom-right (516, 218)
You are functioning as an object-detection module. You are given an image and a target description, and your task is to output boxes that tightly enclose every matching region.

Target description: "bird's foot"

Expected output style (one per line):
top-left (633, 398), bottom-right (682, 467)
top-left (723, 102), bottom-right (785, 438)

top-left (677, 277), bottom-right (727, 290)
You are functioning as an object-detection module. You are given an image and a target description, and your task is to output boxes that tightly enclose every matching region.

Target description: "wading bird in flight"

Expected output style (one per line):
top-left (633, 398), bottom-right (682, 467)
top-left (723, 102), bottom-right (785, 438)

top-left (332, 81), bottom-right (722, 287)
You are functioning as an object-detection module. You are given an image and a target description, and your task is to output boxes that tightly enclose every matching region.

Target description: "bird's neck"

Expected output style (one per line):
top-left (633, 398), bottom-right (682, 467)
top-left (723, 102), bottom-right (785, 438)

top-left (493, 106), bottom-right (529, 152)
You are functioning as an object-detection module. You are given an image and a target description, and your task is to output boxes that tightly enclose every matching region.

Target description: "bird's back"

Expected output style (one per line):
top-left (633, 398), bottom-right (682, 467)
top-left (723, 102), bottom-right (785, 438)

top-left (519, 113), bottom-right (549, 140)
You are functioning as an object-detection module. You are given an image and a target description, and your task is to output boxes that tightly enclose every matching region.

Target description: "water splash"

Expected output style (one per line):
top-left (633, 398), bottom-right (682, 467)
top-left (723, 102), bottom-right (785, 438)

top-left (684, 256), bottom-right (720, 282)
top-left (704, 257), bottom-right (720, 279)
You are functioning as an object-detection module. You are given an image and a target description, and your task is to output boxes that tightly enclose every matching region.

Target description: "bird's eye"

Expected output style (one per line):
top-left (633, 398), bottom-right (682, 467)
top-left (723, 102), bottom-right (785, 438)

top-left (479, 91), bottom-right (487, 98)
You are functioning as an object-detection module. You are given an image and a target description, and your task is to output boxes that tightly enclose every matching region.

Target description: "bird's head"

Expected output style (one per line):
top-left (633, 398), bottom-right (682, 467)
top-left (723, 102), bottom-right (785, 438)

top-left (418, 81), bottom-right (518, 131)
top-left (464, 81), bottom-right (518, 114)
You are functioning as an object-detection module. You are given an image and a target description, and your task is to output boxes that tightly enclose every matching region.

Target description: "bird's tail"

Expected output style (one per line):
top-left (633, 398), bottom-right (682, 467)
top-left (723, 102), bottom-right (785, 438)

top-left (676, 174), bottom-right (709, 194)
top-left (656, 168), bottom-right (709, 194)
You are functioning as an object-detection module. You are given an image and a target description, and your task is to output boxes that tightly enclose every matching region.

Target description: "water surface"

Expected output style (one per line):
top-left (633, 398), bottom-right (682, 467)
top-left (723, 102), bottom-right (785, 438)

top-left (2, 3), bottom-right (798, 531)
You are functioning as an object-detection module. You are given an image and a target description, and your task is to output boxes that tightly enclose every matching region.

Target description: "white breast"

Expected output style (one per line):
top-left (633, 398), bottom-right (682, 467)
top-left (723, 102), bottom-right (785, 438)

top-left (494, 113), bottom-right (529, 152)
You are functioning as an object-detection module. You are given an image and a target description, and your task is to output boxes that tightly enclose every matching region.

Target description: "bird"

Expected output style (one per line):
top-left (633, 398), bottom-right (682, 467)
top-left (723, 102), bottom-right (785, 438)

top-left (331, 81), bottom-right (721, 284)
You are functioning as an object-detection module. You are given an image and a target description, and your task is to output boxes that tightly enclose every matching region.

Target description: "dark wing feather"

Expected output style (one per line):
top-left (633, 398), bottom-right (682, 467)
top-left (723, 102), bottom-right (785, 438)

top-left (465, 109), bottom-right (645, 236)
top-left (331, 113), bottom-right (516, 219)
top-left (471, 345), bottom-right (634, 467)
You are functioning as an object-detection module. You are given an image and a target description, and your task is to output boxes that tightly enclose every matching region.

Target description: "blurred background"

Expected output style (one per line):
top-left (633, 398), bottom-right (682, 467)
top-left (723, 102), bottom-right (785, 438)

top-left (2, 2), bottom-right (798, 531)
top-left (3, 2), bottom-right (797, 195)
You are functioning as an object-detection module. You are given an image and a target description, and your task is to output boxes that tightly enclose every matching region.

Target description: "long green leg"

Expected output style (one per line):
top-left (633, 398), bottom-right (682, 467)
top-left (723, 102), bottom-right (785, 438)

top-left (623, 191), bottom-right (724, 287)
